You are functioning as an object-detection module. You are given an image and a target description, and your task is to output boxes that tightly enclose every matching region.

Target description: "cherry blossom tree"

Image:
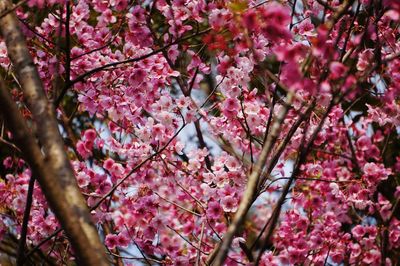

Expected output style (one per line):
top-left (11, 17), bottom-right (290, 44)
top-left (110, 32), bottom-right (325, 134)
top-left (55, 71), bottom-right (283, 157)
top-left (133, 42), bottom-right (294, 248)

top-left (0, 0), bottom-right (399, 265)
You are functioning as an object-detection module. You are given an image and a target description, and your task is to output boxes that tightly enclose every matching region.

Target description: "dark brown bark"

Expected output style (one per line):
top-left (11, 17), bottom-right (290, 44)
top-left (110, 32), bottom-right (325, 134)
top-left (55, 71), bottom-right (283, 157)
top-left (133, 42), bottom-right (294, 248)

top-left (0, 1), bottom-right (108, 265)
top-left (0, 233), bottom-right (56, 265)
top-left (0, 77), bottom-right (108, 265)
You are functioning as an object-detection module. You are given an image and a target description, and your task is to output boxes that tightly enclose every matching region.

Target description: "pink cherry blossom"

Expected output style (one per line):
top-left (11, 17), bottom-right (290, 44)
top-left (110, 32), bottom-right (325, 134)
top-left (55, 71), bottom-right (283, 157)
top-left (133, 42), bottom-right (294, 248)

top-left (221, 195), bottom-right (238, 213)
top-left (1, 0), bottom-right (400, 265)
top-left (207, 201), bottom-right (222, 219)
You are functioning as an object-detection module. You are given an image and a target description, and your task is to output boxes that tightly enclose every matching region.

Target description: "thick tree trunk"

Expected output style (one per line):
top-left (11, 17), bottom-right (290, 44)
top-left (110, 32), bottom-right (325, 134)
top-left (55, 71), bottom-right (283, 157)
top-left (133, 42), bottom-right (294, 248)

top-left (0, 1), bottom-right (109, 265)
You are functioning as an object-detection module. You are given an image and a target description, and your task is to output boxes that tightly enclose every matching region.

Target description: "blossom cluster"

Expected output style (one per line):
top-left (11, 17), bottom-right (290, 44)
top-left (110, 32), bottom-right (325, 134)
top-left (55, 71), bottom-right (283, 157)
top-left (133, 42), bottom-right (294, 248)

top-left (1, 0), bottom-right (400, 265)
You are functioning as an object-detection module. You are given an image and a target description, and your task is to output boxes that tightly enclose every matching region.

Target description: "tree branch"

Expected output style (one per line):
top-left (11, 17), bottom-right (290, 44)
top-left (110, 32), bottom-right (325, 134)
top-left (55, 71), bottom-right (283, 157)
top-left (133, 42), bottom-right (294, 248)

top-left (16, 176), bottom-right (35, 266)
top-left (0, 1), bottom-right (108, 264)
top-left (207, 91), bottom-right (294, 265)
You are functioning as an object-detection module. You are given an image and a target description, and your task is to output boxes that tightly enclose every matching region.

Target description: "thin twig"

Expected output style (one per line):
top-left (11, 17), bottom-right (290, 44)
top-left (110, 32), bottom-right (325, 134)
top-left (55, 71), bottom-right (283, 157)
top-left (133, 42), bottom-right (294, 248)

top-left (68, 28), bottom-right (211, 86)
top-left (196, 222), bottom-right (206, 266)
top-left (16, 176), bottom-right (35, 266)
top-left (0, 0), bottom-right (27, 19)
top-left (154, 192), bottom-right (202, 217)
top-left (167, 225), bottom-right (208, 255)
